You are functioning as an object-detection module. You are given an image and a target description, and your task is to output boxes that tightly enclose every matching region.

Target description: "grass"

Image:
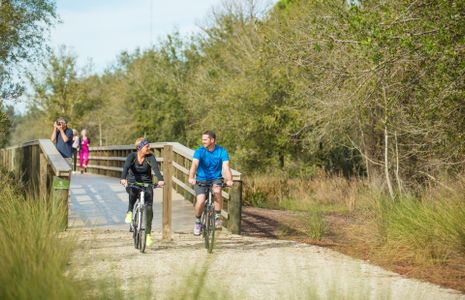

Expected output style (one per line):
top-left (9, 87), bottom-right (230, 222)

top-left (0, 171), bottom-right (81, 299)
top-left (244, 172), bottom-right (465, 291)
top-left (0, 169), bottom-right (149, 300)
top-left (306, 205), bottom-right (327, 240)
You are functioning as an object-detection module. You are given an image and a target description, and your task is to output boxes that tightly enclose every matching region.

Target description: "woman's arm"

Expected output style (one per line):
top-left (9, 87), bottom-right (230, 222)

top-left (148, 155), bottom-right (164, 182)
top-left (121, 152), bottom-right (134, 180)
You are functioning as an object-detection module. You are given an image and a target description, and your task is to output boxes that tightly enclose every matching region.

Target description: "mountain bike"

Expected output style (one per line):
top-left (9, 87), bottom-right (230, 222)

top-left (128, 183), bottom-right (157, 253)
top-left (196, 182), bottom-right (227, 253)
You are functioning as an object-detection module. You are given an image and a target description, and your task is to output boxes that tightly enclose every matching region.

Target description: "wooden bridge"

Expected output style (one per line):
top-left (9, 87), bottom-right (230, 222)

top-left (0, 140), bottom-right (243, 236)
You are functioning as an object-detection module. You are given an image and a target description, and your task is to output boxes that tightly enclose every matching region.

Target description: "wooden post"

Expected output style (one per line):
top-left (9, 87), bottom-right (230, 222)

top-left (162, 144), bottom-right (173, 240)
top-left (39, 153), bottom-right (48, 199)
top-left (51, 176), bottom-right (70, 230)
top-left (228, 181), bottom-right (242, 234)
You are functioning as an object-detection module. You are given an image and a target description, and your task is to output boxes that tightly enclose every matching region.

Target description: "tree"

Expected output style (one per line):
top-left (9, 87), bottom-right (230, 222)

top-left (0, 0), bottom-right (56, 144)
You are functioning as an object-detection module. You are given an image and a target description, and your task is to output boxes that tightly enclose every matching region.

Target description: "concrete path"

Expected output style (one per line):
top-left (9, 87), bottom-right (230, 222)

top-left (69, 173), bottom-right (194, 233)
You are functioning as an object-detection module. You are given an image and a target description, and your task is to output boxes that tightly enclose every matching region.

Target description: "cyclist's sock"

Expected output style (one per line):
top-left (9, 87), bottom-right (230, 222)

top-left (215, 210), bottom-right (221, 219)
top-left (195, 216), bottom-right (201, 223)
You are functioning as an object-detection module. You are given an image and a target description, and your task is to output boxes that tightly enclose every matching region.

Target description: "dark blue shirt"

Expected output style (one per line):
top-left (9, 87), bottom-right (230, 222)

top-left (55, 128), bottom-right (74, 158)
top-left (193, 145), bottom-right (229, 180)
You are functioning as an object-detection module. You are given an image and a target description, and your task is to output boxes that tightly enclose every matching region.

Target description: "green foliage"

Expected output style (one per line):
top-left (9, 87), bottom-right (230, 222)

top-left (0, 0), bottom-right (56, 100)
top-left (9, 0), bottom-right (465, 188)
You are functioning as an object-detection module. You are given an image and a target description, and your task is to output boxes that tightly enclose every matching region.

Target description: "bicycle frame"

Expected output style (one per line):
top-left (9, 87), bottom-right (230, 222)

top-left (197, 181), bottom-right (226, 253)
top-left (128, 183), bottom-right (155, 253)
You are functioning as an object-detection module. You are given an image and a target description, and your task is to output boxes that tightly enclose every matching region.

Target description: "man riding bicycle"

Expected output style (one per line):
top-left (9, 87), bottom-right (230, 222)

top-left (120, 138), bottom-right (164, 247)
top-left (188, 131), bottom-right (233, 236)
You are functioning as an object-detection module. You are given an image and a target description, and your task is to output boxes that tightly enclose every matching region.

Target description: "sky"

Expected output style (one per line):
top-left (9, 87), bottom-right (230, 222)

top-left (50, 0), bottom-right (223, 72)
top-left (10, 0), bottom-right (276, 113)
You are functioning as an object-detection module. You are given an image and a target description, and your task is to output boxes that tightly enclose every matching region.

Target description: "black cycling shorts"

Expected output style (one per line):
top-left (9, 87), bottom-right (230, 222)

top-left (194, 179), bottom-right (223, 196)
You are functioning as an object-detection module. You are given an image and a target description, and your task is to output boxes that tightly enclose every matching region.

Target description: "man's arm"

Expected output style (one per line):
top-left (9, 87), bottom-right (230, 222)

top-left (222, 161), bottom-right (233, 187)
top-left (188, 159), bottom-right (199, 185)
top-left (51, 123), bottom-right (58, 142)
top-left (59, 128), bottom-right (70, 142)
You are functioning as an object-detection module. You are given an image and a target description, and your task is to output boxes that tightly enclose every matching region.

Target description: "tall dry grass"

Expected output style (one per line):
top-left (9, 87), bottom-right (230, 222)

top-left (245, 172), bottom-right (465, 263)
top-left (0, 170), bottom-right (135, 299)
top-left (0, 171), bottom-right (81, 299)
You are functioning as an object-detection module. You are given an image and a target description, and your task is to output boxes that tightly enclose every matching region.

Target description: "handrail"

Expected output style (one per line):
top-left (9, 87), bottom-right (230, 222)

top-left (38, 139), bottom-right (72, 176)
top-left (2, 139), bottom-right (71, 176)
top-left (0, 139), bottom-right (71, 229)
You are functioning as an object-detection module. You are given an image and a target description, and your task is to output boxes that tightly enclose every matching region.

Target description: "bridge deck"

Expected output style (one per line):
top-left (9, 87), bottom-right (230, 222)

top-left (69, 173), bottom-right (194, 232)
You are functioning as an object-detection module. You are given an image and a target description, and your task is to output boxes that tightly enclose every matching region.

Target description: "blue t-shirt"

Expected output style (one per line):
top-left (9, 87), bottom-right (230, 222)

top-left (55, 128), bottom-right (74, 158)
top-left (193, 145), bottom-right (229, 180)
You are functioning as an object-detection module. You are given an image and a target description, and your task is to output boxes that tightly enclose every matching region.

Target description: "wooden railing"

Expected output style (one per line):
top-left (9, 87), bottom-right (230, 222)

top-left (0, 139), bottom-right (72, 229)
top-left (87, 142), bottom-right (243, 234)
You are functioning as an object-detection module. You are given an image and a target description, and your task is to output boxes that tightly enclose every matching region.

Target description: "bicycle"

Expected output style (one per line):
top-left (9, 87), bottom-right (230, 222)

top-left (127, 183), bottom-right (157, 253)
top-left (196, 181), bottom-right (227, 253)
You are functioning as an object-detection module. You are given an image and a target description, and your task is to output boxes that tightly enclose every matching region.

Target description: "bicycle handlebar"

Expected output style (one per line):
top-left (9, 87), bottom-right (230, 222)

top-left (126, 183), bottom-right (161, 191)
top-left (195, 182), bottom-right (228, 188)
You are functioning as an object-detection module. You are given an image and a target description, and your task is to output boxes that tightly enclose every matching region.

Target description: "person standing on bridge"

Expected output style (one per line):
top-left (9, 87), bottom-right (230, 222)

top-left (51, 117), bottom-right (74, 167)
top-left (78, 129), bottom-right (90, 174)
top-left (120, 138), bottom-right (165, 247)
top-left (188, 130), bottom-right (233, 236)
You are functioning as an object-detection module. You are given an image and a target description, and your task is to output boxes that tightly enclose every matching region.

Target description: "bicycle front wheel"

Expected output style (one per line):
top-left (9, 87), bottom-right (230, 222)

top-left (139, 229), bottom-right (146, 253)
top-left (133, 210), bottom-right (140, 249)
top-left (208, 210), bottom-right (216, 253)
top-left (202, 211), bottom-right (209, 250)
top-left (139, 206), bottom-right (147, 253)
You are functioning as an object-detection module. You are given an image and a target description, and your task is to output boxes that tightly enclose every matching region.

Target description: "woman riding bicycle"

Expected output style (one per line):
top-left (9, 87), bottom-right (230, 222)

top-left (120, 138), bottom-right (164, 247)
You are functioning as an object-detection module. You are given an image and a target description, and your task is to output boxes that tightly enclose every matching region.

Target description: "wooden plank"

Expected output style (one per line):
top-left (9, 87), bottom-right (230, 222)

top-left (162, 144), bottom-right (173, 240)
top-left (172, 176), bottom-right (195, 196)
top-left (172, 161), bottom-right (189, 175)
top-left (87, 165), bottom-right (123, 172)
top-left (88, 156), bottom-right (126, 161)
top-left (38, 139), bottom-right (71, 176)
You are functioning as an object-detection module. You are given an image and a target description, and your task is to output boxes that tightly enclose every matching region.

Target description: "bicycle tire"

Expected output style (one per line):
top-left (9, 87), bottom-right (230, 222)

top-left (208, 210), bottom-right (216, 253)
top-left (202, 211), bottom-right (209, 249)
top-left (139, 229), bottom-right (146, 253)
top-left (134, 210), bottom-right (140, 249)
top-left (140, 206), bottom-right (147, 253)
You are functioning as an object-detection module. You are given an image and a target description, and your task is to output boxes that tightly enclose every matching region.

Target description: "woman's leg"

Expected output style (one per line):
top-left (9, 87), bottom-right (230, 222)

top-left (126, 187), bottom-right (138, 212)
top-left (84, 150), bottom-right (89, 168)
top-left (83, 150), bottom-right (89, 172)
top-left (79, 151), bottom-right (84, 171)
top-left (144, 188), bottom-right (154, 233)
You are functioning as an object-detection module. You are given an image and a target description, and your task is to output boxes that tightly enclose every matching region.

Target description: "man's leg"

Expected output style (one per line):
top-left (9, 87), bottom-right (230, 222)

top-left (212, 182), bottom-right (223, 229)
top-left (193, 192), bottom-right (206, 235)
top-left (73, 149), bottom-right (77, 171)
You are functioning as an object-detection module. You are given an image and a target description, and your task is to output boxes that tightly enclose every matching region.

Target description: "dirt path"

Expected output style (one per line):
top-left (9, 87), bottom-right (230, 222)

top-left (71, 229), bottom-right (464, 300)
